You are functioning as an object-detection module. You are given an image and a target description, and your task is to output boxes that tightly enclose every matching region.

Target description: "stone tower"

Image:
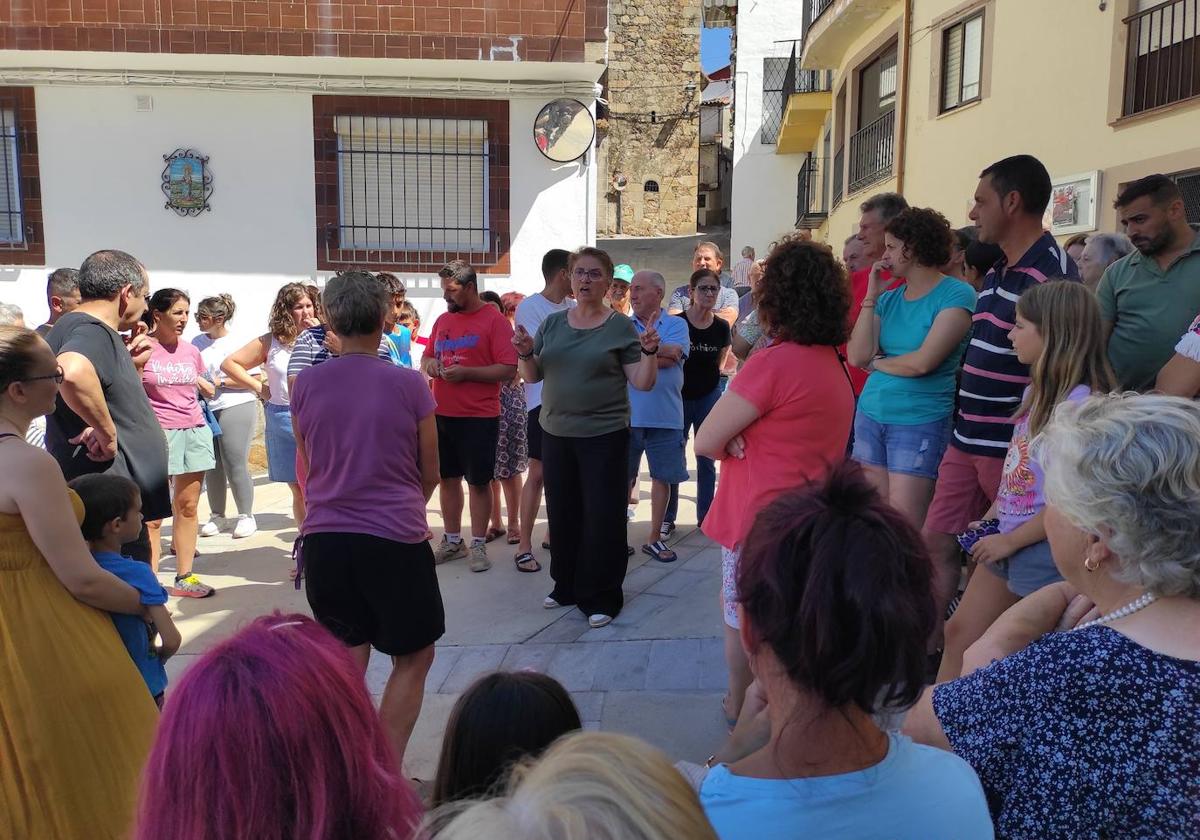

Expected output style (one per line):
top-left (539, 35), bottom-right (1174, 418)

top-left (599, 0), bottom-right (701, 237)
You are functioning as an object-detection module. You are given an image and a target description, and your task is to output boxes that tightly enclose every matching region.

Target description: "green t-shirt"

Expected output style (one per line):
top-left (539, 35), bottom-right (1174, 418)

top-left (1098, 230), bottom-right (1200, 391)
top-left (534, 310), bottom-right (641, 438)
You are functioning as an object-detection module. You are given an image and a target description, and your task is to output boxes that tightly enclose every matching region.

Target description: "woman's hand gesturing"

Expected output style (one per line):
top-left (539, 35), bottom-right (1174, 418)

top-left (513, 325), bottom-right (535, 357)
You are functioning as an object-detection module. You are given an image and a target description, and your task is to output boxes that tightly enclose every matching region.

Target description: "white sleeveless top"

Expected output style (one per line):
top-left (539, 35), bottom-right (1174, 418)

top-left (266, 337), bottom-right (292, 406)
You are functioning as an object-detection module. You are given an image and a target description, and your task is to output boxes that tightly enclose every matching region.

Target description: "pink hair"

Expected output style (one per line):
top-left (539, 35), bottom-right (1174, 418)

top-left (135, 613), bottom-right (422, 840)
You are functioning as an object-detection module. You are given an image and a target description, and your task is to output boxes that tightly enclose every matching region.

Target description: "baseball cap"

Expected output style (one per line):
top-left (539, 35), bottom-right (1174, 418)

top-left (612, 264), bottom-right (634, 283)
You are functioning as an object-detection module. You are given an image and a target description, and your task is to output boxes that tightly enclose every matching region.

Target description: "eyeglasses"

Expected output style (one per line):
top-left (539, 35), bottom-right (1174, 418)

top-left (24, 365), bottom-right (64, 385)
top-left (573, 268), bottom-right (606, 281)
top-left (695, 285), bottom-right (721, 294)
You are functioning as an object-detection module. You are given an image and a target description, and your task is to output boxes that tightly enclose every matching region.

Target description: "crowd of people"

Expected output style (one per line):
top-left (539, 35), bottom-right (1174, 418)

top-left (2, 152), bottom-right (1199, 839)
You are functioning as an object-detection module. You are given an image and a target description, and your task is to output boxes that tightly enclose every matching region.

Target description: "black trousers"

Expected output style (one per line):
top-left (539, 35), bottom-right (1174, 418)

top-left (542, 427), bottom-right (630, 618)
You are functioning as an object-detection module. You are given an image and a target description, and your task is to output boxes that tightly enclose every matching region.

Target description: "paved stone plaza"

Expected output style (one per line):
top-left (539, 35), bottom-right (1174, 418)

top-left (163, 472), bottom-right (729, 778)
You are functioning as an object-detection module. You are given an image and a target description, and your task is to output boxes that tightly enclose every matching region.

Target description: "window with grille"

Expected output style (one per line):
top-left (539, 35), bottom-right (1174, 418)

top-left (941, 12), bottom-right (984, 112)
top-left (644, 180), bottom-right (660, 193)
top-left (0, 106), bottom-right (22, 246)
top-left (1171, 169), bottom-right (1200, 225)
top-left (334, 116), bottom-right (489, 252)
top-left (761, 57), bottom-right (789, 144)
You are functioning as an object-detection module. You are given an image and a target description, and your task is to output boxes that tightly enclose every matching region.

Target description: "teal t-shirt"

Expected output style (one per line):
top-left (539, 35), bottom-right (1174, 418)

top-left (858, 276), bottom-right (976, 425)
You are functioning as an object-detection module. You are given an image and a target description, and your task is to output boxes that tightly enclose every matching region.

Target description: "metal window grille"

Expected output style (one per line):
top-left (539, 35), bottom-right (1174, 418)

top-left (644, 180), bottom-right (660, 192)
top-left (334, 116), bottom-right (490, 253)
top-left (941, 12), bottom-right (984, 112)
top-left (796, 155), bottom-right (828, 228)
top-left (761, 57), bottom-right (790, 144)
top-left (848, 109), bottom-right (896, 194)
top-left (1124, 0), bottom-right (1200, 116)
top-left (1172, 169), bottom-right (1200, 224)
top-left (0, 105), bottom-right (23, 247)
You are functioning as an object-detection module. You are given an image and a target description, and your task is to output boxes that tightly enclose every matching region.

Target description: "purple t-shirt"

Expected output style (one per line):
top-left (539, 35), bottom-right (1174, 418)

top-left (141, 340), bottom-right (205, 429)
top-left (997, 385), bottom-right (1090, 534)
top-left (291, 354), bottom-right (435, 544)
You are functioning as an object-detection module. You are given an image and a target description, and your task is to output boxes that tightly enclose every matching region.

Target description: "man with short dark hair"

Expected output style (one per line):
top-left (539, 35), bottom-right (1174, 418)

top-left (424, 260), bottom-right (518, 572)
top-left (37, 268), bottom-right (82, 336)
top-left (1099, 174), bottom-right (1200, 391)
top-left (927, 155), bottom-right (1079, 672)
top-left (846, 193), bottom-right (910, 394)
top-left (513, 249), bottom-right (575, 570)
top-left (45, 250), bottom-right (170, 564)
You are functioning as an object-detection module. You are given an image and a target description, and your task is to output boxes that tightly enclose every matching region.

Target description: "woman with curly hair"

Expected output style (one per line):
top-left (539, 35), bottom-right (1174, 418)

top-left (847, 207), bottom-right (976, 528)
top-left (221, 283), bottom-right (319, 528)
top-left (695, 238), bottom-right (856, 724)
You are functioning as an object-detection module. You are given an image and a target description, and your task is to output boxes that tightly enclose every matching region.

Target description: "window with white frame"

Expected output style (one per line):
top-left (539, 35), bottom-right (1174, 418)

top-left (0, 106), bottom-right (23, 245)
top-left (335, 116), bottom-right (489, 252)
top-left (941, 12), bottom-right (984, 113)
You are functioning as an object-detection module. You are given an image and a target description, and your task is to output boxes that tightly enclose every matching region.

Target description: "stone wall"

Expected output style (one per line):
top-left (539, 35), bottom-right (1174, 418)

top-left (599, 0), bottom-right (700, 237)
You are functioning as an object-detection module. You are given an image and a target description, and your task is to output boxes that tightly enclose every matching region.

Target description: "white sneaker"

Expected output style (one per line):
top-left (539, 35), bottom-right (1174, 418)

top-left (588, 613), bottom-right (614, 629)
top-left (199, 518), bottom-right (222, 538)
top-left (232, 515), bottom-right (257, 539)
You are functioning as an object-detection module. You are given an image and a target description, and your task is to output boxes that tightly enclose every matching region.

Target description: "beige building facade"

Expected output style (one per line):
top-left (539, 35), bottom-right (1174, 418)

top-left (598, 0), bottom-right (702, 236)
top-left (779, 0), bottom-right (1200, 245)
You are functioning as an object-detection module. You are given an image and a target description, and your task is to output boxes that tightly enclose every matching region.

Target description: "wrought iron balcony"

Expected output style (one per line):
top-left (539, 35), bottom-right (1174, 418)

top-left (848, 109), bottom-right (895, 194)
top-left (1123, 0), bottom-right (1200, 117)
top-left (796, 155), bottom-right (828, 228)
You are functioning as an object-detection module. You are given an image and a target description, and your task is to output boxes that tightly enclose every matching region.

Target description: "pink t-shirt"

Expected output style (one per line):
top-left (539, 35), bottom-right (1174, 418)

top-left (702, 341), bottom-right (855, 549)
top-left (291, 354), bottom-right (436, 544)
top-left (141, 339), bottom-right (205, 429)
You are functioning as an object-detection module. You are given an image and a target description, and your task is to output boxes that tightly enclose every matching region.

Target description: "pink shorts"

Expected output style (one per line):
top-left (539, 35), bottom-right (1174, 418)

top-left (923, 445), bottom-right (1005, 535)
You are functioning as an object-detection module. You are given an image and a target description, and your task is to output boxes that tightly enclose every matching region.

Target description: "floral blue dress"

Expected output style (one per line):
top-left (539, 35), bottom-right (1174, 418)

top-left (933, 626), bottom-right (1200, 839)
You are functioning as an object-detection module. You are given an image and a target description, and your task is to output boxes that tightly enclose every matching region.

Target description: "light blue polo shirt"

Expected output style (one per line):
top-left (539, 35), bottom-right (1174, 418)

top-left (628, 309), bottom-right (689, 430)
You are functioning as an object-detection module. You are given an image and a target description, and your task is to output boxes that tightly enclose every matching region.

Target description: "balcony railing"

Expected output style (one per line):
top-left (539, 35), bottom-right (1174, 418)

top-left (1123, 0), bottom-right (1200, 116)
top-left (779, 41), bottom-right (834, 133)
top-left (809, 0), bottom-right (835, 25)
top-left (848, 109), bottom-right (896, 194)
top-left (832, 145), bottom-right (845, 209)
top-left (796, 155), bottom-right (828, 228)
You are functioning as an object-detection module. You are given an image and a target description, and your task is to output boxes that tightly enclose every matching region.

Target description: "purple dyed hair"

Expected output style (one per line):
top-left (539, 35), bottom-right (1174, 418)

top-left (135, 613), bottom-right (422, 840)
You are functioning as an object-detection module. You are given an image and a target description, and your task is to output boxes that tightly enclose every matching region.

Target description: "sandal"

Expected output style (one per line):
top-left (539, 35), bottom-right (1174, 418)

top-left (485, 527), bottom-right (505, 543)
top-left (506, 529), bottom-right (521, 545)
top-left (641, 540), bottom-right (677, 563)
top-left (514, 552), bottom-right (541, 573)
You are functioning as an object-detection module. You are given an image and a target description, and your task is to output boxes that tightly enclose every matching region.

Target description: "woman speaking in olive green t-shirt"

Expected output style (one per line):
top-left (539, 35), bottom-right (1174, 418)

top-left (513, 247), bottom-right (661, 629)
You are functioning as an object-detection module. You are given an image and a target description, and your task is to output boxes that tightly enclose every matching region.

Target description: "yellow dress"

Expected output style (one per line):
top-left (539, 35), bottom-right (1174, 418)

top-left (0, 490), bottom-right (158, 839)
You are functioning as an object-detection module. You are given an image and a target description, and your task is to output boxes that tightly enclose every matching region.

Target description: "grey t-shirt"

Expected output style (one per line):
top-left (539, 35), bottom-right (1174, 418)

top-left (45, 312), bottom-right (172, 521)
top-left (534, 310), bottom-right (641, 438)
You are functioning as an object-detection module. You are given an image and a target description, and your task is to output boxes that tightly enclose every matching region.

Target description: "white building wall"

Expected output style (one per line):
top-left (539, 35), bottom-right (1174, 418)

top-left (730, 3), bottom-right (806, 258)
top-left (0, 84), bottom-right (593, 344)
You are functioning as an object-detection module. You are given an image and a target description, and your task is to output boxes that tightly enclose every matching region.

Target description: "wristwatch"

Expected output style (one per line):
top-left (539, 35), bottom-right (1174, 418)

top-left (641, 346), bottom-right (658, 356)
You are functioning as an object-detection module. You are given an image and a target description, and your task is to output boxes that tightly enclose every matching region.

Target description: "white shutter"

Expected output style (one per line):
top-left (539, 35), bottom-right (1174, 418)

top-left (942, 23), bottom-right (963, 110)
top-left (961, 15), bottom-right (983, 102)
top-left (879, 52), bottom-right (897, 109)
top-left (335, 116), bottom-right (489, 252)
top-left (0, 108), bottom-right (21, 245)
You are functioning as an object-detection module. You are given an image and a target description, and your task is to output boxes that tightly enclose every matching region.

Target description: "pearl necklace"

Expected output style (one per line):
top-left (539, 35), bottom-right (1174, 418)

top-left (1071, 592), bottom-right (1157, 631)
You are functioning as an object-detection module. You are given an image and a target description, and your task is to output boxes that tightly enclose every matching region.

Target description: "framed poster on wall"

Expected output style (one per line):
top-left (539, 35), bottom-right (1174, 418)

top-left (1043, 171), bottom-right (1100, 236)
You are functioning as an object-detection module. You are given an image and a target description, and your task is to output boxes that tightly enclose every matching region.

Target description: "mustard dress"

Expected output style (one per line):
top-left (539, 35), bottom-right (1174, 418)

top-left (0, 487), bottom-right (159, 839)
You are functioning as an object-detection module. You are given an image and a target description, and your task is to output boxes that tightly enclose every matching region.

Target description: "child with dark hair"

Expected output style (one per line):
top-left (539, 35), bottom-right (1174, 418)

top-left (69, 473), bottom-right (181, 708)
top-left (432, 671), bottom-right (581, 806)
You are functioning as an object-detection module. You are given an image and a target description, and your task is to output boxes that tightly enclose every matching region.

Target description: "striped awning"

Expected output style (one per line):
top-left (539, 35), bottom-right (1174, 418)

top-left (702, 0), bottom-right (737, 28)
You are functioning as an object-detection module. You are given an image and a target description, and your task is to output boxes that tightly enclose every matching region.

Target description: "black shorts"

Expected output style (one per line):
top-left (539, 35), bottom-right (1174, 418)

top-left (302, 532), bottom-right (445, 657)
top-left (436, 415), bottom-right (499, 486)
top-left (527, 405), bottom-right (544, 462)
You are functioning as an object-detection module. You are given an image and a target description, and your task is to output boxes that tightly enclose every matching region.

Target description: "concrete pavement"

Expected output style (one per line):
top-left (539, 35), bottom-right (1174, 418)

top-left (162, 469), bottom-right (729, 778)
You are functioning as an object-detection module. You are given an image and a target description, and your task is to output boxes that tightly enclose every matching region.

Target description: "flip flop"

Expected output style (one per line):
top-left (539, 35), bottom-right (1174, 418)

top-left (514, 552), bottom-right (541, 573)
top-left (485, 528), bottom-right (506, 543)
top-left (641, 540), bottom-right (677, 563)
top-left (506, 529), bottom-right (521, 545)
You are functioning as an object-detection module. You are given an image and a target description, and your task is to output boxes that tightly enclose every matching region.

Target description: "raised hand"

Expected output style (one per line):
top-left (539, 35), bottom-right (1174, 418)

top-left (639, 325), bottom-right (660, 355)
top-left (513, 324), bottom-right (535, 357)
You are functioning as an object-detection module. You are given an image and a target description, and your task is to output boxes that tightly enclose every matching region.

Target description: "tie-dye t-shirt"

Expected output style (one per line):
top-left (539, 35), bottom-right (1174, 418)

top-left (996, 384), bottom-right (1090, 534)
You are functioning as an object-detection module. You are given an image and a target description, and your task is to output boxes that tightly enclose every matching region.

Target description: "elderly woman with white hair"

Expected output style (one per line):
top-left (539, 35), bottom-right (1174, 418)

top-left (905, 393), bottom-right (1200, 838)
top-left (1078, 232), bottom-right (1133, 292)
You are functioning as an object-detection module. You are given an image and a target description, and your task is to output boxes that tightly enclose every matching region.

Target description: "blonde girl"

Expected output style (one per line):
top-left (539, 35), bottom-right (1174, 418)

top-left (937, 280), bottom-right (1115, 681)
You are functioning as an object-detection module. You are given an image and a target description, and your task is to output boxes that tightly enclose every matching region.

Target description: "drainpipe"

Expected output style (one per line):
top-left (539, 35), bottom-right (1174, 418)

top-left (895, 0), bottom-right (913, 194)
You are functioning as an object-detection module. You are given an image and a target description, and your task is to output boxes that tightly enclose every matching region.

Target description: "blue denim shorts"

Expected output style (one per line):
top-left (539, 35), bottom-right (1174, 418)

top-left (986, 539), bottom-right (1063, 597)
top-left (851, 413), bottom-right (952, 481)
top-left (628, 427), bottom-right (689, 484)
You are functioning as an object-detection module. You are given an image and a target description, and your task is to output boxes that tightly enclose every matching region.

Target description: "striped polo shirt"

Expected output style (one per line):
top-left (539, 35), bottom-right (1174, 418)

top-left (953, 232), bottom-right (1078, 457)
